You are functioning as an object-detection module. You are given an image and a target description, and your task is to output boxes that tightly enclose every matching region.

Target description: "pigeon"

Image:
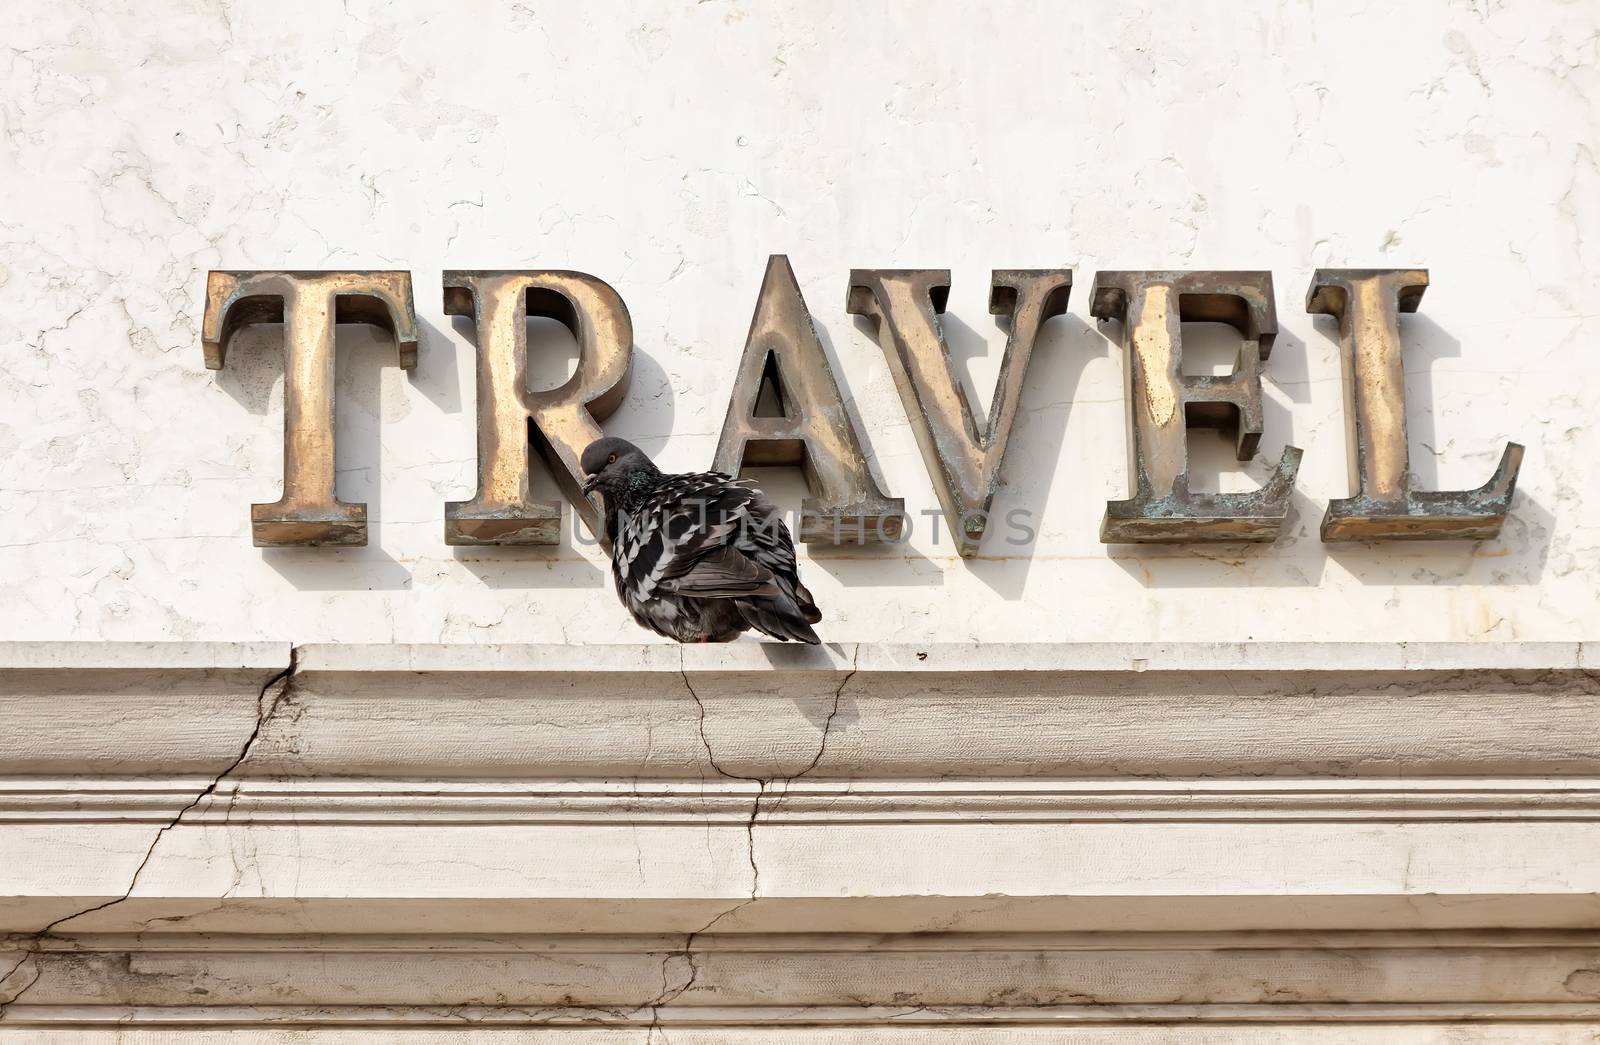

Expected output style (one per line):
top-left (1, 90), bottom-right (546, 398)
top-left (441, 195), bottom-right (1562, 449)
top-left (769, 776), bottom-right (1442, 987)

top-left (580, 437), bottom-right (822, 644)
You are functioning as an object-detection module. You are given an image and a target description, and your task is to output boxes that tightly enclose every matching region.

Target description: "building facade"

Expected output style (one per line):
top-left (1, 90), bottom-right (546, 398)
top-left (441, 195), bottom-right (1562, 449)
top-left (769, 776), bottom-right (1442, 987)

top-left (1, 1), bottom-right (1597, 1040)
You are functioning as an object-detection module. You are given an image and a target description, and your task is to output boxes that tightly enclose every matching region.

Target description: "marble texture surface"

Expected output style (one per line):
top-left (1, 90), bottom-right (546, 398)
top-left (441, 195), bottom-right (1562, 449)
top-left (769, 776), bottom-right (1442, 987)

top-left (0, 0), bottom-right (1596, 644)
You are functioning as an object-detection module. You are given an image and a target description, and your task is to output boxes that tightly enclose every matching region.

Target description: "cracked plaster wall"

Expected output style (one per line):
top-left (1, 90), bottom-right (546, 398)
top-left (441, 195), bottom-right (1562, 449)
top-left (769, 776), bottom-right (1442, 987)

top-left (1, 0), bottom-right (1597, 644)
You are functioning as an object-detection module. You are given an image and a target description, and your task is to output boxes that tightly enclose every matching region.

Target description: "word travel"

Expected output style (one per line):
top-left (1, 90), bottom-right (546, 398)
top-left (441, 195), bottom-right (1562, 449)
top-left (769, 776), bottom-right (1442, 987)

top-left (202, 257), bottom-right (1522, 555)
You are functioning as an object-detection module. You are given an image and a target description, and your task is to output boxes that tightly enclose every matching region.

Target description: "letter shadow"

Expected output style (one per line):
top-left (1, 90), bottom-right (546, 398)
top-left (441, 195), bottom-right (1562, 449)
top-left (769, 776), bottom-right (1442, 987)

top-left (444, 313), bottom-right (681, 588)
top-left (1106, 310), bottom-right (1550, 589)
top-left (253, 324), bottom-right (412, 591)
top-left (413, 313), bottom-right (463, 415)
top-left (1103, 315), bottom-right (1323, 589)
top-left (951, 308), bottom-right (1106, 601)
top-left (1316, 311), bottom-right (1552, 587)
top-left (792, 318), bottom-right (941, 587)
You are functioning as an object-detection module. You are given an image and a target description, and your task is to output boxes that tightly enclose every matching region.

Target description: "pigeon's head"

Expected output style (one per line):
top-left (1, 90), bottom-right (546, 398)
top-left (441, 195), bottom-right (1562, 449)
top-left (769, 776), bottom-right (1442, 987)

top-left (580, 437), bottom-right (657, 496)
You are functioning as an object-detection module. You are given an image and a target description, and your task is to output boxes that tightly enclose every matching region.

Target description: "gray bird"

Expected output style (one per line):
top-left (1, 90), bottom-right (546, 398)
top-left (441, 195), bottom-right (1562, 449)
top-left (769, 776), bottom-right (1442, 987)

top-left (580, 437), bottom-right (822, 644)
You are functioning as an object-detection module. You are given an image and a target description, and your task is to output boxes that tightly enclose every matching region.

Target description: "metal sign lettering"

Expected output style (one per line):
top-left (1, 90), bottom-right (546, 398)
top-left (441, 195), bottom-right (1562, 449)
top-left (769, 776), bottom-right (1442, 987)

top-left (203, 261), bottom-right (1523, 552)
top-left (714, 255), bottom-right (904, 544)
top-left (1307, 268), bottom-right (1523, 541)
top-left (1090, 270), bottom-right (1302, 543)
top-left (443, 271), bottom-right (632, 547)
top-left (202, 270), bottom-right (418, 547)
top-left (846, 268), bottom-right (1072, 557)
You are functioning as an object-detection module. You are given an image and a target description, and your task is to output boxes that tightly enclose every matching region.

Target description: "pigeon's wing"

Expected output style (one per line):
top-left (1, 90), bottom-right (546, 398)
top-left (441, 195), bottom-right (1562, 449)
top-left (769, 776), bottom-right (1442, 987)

top-left (659, 544), bottom-right (782, 598)
top-left (655, 480), bottom-right (785, 598)
top-left (617, 474), bottom-right (779, 602)
top-left (731, 490), bottom-right (802, 583)
top-left (616, 472), bottom-right (823, 644)
top-left (731, 490), bottom-right (823, 625)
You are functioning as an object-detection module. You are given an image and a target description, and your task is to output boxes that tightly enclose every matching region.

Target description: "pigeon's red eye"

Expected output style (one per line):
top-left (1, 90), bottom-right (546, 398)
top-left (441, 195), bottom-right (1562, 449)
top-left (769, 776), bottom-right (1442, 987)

top-left (607, 452), bottom-right (617, 465)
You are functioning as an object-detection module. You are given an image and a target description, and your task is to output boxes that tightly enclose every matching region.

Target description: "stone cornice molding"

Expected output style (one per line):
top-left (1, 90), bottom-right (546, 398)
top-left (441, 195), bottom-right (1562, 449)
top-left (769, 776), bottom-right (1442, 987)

top-left (4, 640), bottom-right (1597, 780)
top-left (3, 642), bottom-right (1598, 1030)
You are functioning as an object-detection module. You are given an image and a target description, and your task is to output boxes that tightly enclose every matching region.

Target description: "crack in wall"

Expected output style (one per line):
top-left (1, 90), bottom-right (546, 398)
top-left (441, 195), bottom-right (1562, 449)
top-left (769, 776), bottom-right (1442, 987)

top-left (0, 649), bottom-right (299, 1018)
top-left (647, 644), bottom-right (861, 1039)
top-left (1, 643), bottom-right (870, 1026)
top-left (792, 644), bottom-right (860, 783)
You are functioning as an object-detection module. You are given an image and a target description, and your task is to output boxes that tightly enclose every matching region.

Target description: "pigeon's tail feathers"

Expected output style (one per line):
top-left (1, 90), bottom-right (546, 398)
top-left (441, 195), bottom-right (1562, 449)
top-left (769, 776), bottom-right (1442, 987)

top-left (736, 591), bottom-right (822, 644)
top-left (792, 580), bottom-right (822, 625)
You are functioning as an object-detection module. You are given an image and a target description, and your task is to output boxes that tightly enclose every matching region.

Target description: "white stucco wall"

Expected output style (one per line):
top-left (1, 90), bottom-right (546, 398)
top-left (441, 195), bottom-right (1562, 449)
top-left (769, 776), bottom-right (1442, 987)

top-left (1, 0), bottom-right (1595, 644)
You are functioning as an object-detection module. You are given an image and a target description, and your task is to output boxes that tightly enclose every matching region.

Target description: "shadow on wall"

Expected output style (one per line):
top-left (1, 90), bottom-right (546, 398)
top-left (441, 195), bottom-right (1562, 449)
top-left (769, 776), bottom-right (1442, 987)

top-left (1103, 309), bottom-right (1552, 591)
top-left (212, 321), bottom-right (414, 592)
top-left (210, 305), bottom-right (1547, 597)
top-left (1313, 306), bottom-right (1552, 589)
top-left (947, 309), bottom-right (1106, 601)
top-left (771, 308), bottom-right (946, 590)
top-left (443, 310), bottom-right (686, 589)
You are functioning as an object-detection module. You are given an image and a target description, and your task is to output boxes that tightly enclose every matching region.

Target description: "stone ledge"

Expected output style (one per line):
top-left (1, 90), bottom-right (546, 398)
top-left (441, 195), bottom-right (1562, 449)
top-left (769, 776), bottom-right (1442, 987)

top-left (7, 777), bottom-right (1600, 825)
top-left (297, 640), bottom-right (1599, 674)
top-left (3, 931), bottom-right (1600, 1027)
top-left (3, 641), bottom-right (1595, 779)
top-left (4, 640), bottom-right (1591, 675)
top-left (2, 641), bottom-right (1599, 1030)
top-left (0, 1028), bottom-right (1594, 1044)
top-left (0, 1025), bottom-right (1595, 1044)
top-left (0, 641), bottom-right (290, 671)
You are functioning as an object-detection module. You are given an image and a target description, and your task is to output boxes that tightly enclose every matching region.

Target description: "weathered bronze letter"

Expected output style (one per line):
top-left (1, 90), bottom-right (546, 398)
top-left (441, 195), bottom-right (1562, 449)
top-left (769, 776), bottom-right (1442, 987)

top-left (444, 271), bottom-right (632, 545)
top-left (846, 268), bottom-right (1072, 557)
top-left (1091, 270), bottom-right (1302, 543)
top-left (202, 270), bottom-right (418, 547)
top-left (1307, 269), bottom-right (1523, 541)
top-left (714, 255), bottom-right (904, 543)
